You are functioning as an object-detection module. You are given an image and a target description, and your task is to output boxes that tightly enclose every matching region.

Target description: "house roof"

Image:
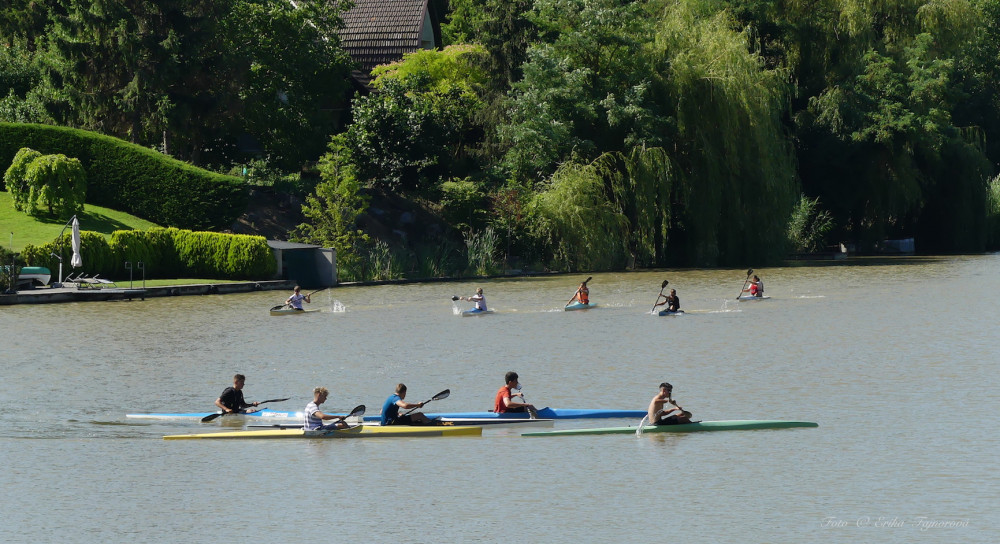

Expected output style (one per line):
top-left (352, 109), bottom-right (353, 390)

top-left (339, 0), bottom-right (431, 76)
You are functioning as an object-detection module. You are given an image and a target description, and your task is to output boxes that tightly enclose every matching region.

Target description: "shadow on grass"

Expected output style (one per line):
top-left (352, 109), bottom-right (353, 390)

top-left (25, 211), bottom-right (132, 234)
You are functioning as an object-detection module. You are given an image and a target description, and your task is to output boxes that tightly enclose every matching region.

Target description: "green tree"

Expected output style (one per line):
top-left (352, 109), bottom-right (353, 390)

top-left (5, 148), bottom-right (86, 216)
top-left (290, 147), bottom-right (371, 280)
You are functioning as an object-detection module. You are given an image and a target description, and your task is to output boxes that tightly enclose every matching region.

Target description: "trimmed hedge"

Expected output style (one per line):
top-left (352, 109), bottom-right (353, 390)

top-left (22, 228), bottom-right (276, 280)
top-left (0, 123), bottom-right (247, 229)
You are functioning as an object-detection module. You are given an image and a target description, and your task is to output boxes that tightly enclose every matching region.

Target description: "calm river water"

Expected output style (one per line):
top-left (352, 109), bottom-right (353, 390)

top-left (1, 256), bottom-right (997, 543)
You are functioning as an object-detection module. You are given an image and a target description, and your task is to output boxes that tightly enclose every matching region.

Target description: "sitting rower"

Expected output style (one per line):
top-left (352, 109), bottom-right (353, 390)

top-left (743, 275), bottom-right (764, 297)
top-left (304, 387), bottom-right (350, 430)
top-left (647, 382), bottom-right (692, 425)
top-left (655, 288), bottom-right (681, 312)
top-left (380, 383), bottom-right (431, 425)
top-left (494, 371), bottom-right (537, 414)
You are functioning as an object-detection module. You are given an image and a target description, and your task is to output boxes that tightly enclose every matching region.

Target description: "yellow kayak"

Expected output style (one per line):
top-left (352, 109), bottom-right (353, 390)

top-left (164, 425), bottom-right (482, 440)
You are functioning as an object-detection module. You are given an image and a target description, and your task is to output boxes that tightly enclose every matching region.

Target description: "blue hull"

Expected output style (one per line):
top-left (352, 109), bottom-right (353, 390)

top-left (129, 407), bottom-right (645, 422)
top-left (357, 407), bottom-right (646, 422)
top-left (564, 302), bottom-right (596, 311)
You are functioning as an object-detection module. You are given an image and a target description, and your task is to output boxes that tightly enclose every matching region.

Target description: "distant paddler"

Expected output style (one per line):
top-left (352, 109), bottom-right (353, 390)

top-left (565, 277), bottom-right (591, 308)
top-left (286, 285), bottom-right (311, 311)
top-left (456, 287), bottom-right (487, 312)
top-left (654, 288), bottom-right (680, 313)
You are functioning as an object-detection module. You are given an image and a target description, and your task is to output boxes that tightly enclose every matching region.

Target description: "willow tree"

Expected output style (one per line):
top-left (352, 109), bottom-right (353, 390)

top-left (647, 2), bottom-right (798, 265)
top-left (528, 161), bottom-right (629, 271)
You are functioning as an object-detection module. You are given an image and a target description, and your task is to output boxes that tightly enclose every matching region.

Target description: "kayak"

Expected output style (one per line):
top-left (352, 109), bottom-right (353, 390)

top-left (164, 425), bottom-right (483, 440)
top-left (461, 308), bottom-right (494, 317)
top-left (522, 420), bottom-right (819, 437)
top-left (129, 407), bottom-right (643, 422)
top-left (126, 408), bottom-right (303, 421)
top-left (270, 307), bottom-right (321, 316)
top-left (248, 418), bottom-right (555, 429)
top-left (564, 302), bottom-right (597, 311)
top-left (737, 295), bottom-right (770, 301)
top-left (657, 309), bottom-right (685, 316)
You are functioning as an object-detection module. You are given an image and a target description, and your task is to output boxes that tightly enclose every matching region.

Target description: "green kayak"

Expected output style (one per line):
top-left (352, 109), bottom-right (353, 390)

top-left (521, 420), bottom-right (818, 436)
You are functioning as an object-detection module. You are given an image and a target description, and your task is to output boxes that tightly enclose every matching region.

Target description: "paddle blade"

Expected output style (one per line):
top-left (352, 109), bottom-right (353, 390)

top-left (747, 269), bottom-right (753, 276)
top-left (201, 412), bottom-right (223, 423)
top-left (661, 280), bottom-right (668, 288)
top-left (584, 276), bottom-right (592, 283)
top-left (431, 389), bottom-right (450, 401)
top-left (451, 295), bottom-right (459, 301)
top-left (258, 397), bottom-right (290, 404)
top-left (270, 305), bottom-right (285, 311)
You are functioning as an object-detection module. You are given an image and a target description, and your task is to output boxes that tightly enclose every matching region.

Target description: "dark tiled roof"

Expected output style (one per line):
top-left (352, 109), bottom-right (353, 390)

top-left (340, 0), bottom-right (430, 74)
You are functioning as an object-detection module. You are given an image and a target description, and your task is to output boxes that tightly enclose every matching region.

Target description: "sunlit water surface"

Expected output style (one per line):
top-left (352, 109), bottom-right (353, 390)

top-left (1, 256), bottom-right (996, 543)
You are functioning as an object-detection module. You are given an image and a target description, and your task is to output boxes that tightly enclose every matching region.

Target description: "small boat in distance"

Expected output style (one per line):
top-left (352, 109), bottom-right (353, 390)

top-left (564, 302), bottom-right (597, 311)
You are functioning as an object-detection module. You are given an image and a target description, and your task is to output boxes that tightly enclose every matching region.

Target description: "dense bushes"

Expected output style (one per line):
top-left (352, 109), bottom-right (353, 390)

top-left (0, 123), bottom-right (246, 229)
top-left (21, 228), bottom-right (276, 280)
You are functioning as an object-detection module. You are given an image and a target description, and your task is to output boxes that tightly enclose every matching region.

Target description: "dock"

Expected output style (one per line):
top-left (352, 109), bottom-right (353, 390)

top-left (0, 280), bottom-right (295, 306)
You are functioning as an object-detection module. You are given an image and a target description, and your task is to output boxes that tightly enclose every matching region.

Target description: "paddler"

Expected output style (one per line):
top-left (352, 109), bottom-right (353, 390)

top-left (458, 287), bottom-right (487, 311)
top-left (655, 288), bottom-right (680, 312)
top-left (494, 371), bottom-right (536, 414)
top-left (214, 374), bottom-right (260, 414)
top-left (303, 387), bottom-right (350, 430)
top-left (742, 275), bottom-right (764, 297)
top-left (647, 382), bottom-right (691, 425)
top-left (285, 285), bottom-right (311, 311)
top-left (566, 279), bottom-right (590, 307)
top-left (380, 383), bottom-right (432, 425)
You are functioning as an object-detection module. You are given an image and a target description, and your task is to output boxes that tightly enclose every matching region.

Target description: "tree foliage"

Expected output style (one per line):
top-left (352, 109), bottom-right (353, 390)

top-left (5, 147), bottom-right (86, 216)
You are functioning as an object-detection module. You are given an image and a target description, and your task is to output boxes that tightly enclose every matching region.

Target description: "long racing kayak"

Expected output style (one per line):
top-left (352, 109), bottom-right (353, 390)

top-left (522, 420), bottom-right (819, 436)
top-left (164, 425), bottom-right (482, 440)
top-left (737, 295), bottom-right (771, 301)
top-left (564, 302), bottom-right (597, 311)
top-left (126, 408), bottom-right (303, 421)
top-left (270, 307), bottom-right (321, 316)
top-left (130, 407), bottom-right (643, 422)
top-left (248, 418), bottom-right (555, 429)
top-left (657, 309), bottom-right (685, 316)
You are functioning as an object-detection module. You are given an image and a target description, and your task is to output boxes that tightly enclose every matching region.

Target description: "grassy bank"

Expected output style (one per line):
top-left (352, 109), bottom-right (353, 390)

top-left (1, 190), bottom-right (159, 252)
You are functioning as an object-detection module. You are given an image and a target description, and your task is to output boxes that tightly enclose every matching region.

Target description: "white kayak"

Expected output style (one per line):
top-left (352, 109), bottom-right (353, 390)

top-left (564, 302), bottom-right (597, 311)
top-left (737, 295), bottom-right (771, 301)
top-left (270, 307), bottom-right (321, 316)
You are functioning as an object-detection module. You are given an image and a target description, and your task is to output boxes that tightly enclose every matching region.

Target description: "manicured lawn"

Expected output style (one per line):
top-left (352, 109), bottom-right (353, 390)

top-left (1, 190), bottom-right (159, 251)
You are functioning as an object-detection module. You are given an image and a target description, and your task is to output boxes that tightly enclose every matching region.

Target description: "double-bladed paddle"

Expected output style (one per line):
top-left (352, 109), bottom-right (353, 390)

top-left (565, 276), bottom-right (593, 307)
top-left (650, 280), bottom-right (668, 312)
top-left (401, 389), bottom-right (450, 416)
top-left (736, 269), bottom-right (754, 300)
top-left (201, 397), bottom-right (291, 422)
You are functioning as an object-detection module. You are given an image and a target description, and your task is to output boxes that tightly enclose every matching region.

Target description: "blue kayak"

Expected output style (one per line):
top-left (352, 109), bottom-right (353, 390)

top-left (564, 302), bottom-right (597, 311)
top-left (129, 407), bottom-right (646, 422)
top-left (461, 308), bottom-right (495, 317)
top-left (657, 309), bottom-right (685, 316)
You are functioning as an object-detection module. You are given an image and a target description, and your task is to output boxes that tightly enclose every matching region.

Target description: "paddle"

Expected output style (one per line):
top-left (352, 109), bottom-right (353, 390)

top-left (201, 397), bottom-right (292, 422)
top-left (451, 295), bottom-right (460, 301)
top-left (519, 391), bottom-right (539, 419)
top-left (736, 268), bottom-right (754, 300)
top-left (401, 389), bottom-right (450, 416)
top-left (566, 276), bottom-right (593, 307)
top-left (650, 280), bottom-right (668, 312)
top-left (317, 404), bottom-right (367, 432)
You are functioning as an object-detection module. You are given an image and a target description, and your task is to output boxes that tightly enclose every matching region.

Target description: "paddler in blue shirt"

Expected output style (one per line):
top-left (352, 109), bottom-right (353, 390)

top-left (380, 384), bottom-right (431, 425)
top-left (214, 374), bottom-right (259, 414)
